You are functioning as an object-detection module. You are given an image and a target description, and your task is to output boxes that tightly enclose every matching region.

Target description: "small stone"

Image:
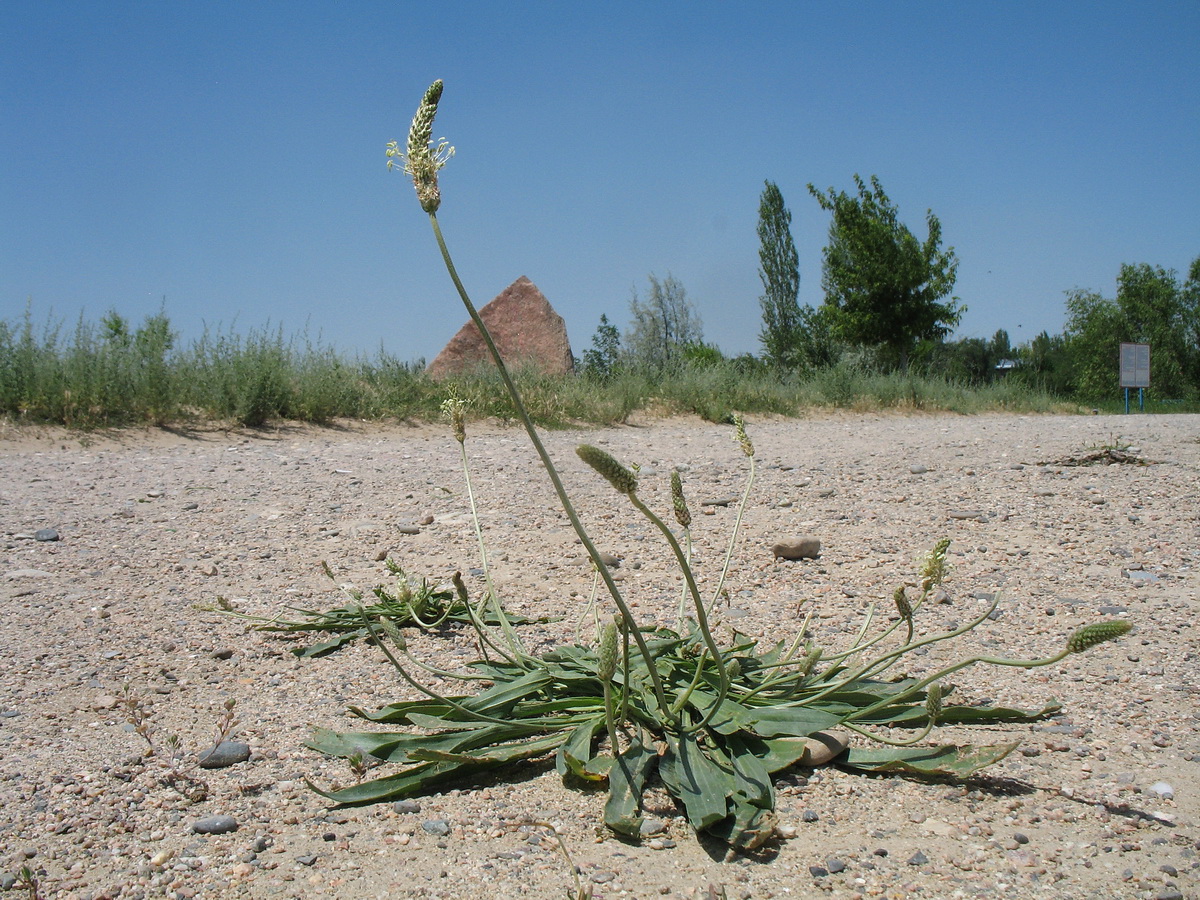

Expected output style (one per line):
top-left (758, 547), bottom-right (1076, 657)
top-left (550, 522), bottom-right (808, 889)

top-left (1148, 781), bottom-right (1175, 800)
top-left (199, 562), bottom-right (219, 577)
top-left (93, 694), bottom-right (120, 711)
top-left (1013, 832), bottom-right (1030, 845)
top-left (802, 810), bottom-right (820, 823)
top-left (421, 819), bottom-right (451, 836)
top-left (826, 858), bottom-right (846, 874)
top-left (211, 648), bottom-right (235, 660)
top-left (419, 514), bottom-right (434, 526)
top-left (198, 740), bottom-right (251, 769)
top-left (590, 871), bottom-right (617, 884)
top-left (909, 465), bottom-right (929, 475)
top-left (808, 866), bottom-right (829, 877)
top-left (0, 875), bottom-right (16, 891)
top-left (947, 509), bottom-right (985, 520)
top-left (296, 854), bottom-right (318, 866)
top-left (599, 552), bottom-right (621, 568)
top-left (772, 536), bottom-right (821, 560)
top-left (392, 800), bottom-right (421, 814)
top-left (639, 818), bottom-right (667, 837)
top-left (192, 815), bottom-right (239, 835)
top-left (800, 730), bottom-right (850, 766)
top-left (907, 850), bottom-right (928, 866)
top-left (396, 525), bottom-right (421, 535)
top-left (34, 528), bottom-right (60, 542)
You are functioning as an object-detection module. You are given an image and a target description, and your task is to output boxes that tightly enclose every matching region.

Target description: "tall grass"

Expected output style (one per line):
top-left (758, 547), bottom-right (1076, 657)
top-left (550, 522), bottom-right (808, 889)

top-left (0, 308), bottom-right (1077, 430)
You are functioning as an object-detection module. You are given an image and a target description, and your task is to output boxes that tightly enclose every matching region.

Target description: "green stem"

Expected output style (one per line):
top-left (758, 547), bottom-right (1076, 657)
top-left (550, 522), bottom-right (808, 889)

top-left (628, 495), bottom-right (729, 734)
top-left (844, 647), bottom-right (1072, 725)
top-left (707, 451), bottom-right (756, 613)
top-left (427, 212), bottom-right (675, 728)
top-left (457, 438), bottom-right (526, 657)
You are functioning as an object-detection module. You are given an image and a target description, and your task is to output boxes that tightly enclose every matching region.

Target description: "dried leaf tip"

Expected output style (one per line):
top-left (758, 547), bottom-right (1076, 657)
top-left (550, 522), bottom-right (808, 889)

top-left (1066, 620), bottom-right (1132, 654)
top-left (576, 445), bottom-right (638, 496)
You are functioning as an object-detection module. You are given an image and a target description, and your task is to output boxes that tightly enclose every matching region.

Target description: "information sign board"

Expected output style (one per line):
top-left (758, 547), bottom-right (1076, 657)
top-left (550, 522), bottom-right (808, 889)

top-left (1120, 343), bottom-right (1150, 389)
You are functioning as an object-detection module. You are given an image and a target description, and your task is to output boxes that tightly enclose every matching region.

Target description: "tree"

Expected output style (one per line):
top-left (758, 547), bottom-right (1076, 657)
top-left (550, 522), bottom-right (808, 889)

top-left (580, 314), bottom-right (622, 379)
top-left (624, 273), bottom-right (703, 371)
top-left (1064, 258), bottom-right (1200, 400)
top-left (756, 181), bottom-right (803, 368)
top-left (808, 175), bottom-right (962, 370)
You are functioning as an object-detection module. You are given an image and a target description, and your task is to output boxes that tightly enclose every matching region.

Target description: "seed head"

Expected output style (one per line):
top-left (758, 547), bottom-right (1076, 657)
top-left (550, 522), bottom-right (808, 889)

top-left (732, 414), bottom-right (754, 458)
top-left (576, 445), bottom-right (638, 496)
top-left (441, 396), bottom-right (467, 444)
top-left (670, 469), bottom-right (692, 528)
top-left (598, 619), bottom-right (619, 682)
top-left (796, 643), bottom-right (822, 678)
top-left (920, 538), bottom-right (951, 592)
top-left (1066, 620), bottom-right (1131, 654)
top-left (387, 79), bottom-right (454, 213)
top-left (377, 615), bottom-right (408, 652)
top-left (924, 682), bottom-right (943, 723)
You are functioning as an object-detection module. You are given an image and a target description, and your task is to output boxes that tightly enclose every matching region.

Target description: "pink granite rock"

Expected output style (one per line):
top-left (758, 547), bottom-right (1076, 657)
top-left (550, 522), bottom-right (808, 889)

top-left (427, 276), bottom-right (574, 378)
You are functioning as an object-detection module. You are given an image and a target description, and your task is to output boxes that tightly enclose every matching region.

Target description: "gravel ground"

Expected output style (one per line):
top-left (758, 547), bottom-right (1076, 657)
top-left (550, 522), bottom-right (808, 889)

top-left (1, 411), bottom-right (1197, 900)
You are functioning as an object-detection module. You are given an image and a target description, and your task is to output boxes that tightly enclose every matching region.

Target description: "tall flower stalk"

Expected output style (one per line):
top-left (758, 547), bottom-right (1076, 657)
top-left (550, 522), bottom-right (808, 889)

top-left (395, 80), bottom-right (675, 724)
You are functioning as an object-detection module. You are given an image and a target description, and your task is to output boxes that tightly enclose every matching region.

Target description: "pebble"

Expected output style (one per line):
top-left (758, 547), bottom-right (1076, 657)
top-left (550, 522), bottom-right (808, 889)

top-left (192, 815), bottom-right (239, 835)
top-left (421, 819), bottom-right (451, 836)
top-left (909, 465), bottom-right (929, 475)
top-left (34, 527), bottom-right (60, 541)
top-left (198, 740), bottom-right (252, 769)
top-left (907, 851), bottom-right (929, 866)
top-left (771, 535), bottom-right (821, 560)
top-left (296, 854), bottom-right (318, 866)
top-left (800, 730), bottom-right (850, 766)
top-left (639, 818), bottom-right (667, 836)
top-left (392, 800), bottom-right (422, 814)
top-left (1148, 781), bottom-right (1175, 800)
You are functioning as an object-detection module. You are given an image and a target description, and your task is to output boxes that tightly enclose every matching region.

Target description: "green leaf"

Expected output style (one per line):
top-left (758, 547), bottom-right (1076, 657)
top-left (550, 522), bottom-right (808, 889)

top-left (742, 704), bottom-right (844, 738)
top-left (305, 723), bottom-right (542, 763)
top-left (603, 732), bottom-right (657, 838)
top-left (661, 733), bottom-right (732, 831)
top-left (555, 718), bottom-right (605, 781)
top-left (308, 760), bottom-right (452, 805)
top-left (758, 736), bottom-right (818, 773)
top-left (724, 733), bottom-right (774, 810)
top-left (839, 742), bottom-right (1020, 778)
top-left (291, 629), bottom-right (368, 657)
top-left (407, 731), bottom-right (567, 765)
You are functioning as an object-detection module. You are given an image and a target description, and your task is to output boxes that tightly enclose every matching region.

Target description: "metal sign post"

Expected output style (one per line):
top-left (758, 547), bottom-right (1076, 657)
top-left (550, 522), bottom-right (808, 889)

top-left (1119, 343), bottom-right (1150, 413)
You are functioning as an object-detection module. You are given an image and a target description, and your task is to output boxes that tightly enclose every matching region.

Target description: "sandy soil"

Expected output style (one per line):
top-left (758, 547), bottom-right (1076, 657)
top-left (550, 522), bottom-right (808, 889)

top-left (1, 411), bottom-right (1198, 900)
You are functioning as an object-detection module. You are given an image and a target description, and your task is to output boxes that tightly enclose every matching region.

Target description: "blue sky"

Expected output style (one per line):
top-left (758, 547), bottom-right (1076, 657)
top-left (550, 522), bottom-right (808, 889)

top-left (3, 2), bottom-right (1198, 365)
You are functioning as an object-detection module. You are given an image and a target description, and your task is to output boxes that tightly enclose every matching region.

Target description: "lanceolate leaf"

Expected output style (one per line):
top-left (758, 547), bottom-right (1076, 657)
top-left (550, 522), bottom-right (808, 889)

top-left (838, 742), bottom-right (1020, 778)
top-left (660, 733), bottom-right (733, 831)
top-left (555, 717), bottom-right (606, 781)
top-left (604, 732), bottom-right (658, 838)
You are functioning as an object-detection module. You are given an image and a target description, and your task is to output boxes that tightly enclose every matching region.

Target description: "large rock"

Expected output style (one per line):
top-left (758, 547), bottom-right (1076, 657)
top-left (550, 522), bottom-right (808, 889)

top-left (427, 276), bottom-right (574, 378)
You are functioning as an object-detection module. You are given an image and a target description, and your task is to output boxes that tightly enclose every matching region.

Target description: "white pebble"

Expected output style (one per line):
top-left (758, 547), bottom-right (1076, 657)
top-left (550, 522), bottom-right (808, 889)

top-left (1148, 781), bottom-right (1175, 799)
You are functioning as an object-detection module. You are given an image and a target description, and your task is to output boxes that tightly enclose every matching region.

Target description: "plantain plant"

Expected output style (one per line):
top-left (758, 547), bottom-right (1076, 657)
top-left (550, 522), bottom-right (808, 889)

top-left (305, 81), bottom-right (1132, 849)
